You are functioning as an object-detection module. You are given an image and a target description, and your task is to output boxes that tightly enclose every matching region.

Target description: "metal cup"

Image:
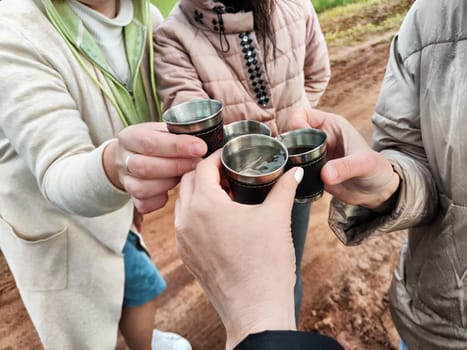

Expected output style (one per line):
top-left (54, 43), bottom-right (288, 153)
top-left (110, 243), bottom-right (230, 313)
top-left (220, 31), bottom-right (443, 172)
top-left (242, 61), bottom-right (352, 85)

top-left (223, 120), bottom-right (271, 144)
top-left (162, 99), bottom-right (224, 157)
top-left (277, 128), bottom-right (327, 203)
top-left (221, 134), bottom-right (288, 204)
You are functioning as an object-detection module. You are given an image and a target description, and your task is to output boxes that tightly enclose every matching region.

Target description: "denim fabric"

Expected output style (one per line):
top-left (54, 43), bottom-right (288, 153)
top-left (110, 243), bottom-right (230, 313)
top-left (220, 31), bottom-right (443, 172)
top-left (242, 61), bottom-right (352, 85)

top-left (400, 340), bottom-right (409, 350)
top-left (291, 201), bottom-right (311, 322)
top-left (122, 231), bottom-right (166, 307)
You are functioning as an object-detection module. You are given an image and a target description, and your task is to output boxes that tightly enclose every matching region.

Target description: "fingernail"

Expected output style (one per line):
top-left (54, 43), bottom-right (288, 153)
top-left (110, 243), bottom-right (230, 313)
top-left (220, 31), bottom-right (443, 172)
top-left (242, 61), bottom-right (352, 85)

top-left (191, 142), bottom-right (205, 156)
top-left (294, 167), bottom-right (304, 183)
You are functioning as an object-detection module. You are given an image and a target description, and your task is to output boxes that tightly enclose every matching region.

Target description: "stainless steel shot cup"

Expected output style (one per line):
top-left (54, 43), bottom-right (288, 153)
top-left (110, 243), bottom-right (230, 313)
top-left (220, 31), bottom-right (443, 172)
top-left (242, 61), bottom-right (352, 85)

top-left (277, 128), bottom-right (327, 203)
top-left (221, 134), bottom-right (288, 204)
top-left (223, 120), bottom-right (271, 144)
top-left (162, 99), bottom-right (224, 157)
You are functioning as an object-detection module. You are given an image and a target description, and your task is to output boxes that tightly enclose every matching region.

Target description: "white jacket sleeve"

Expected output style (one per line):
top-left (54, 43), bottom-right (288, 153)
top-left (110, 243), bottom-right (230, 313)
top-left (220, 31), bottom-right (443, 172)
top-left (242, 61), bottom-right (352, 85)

top-left (0, 24), bottom-right (130, 217)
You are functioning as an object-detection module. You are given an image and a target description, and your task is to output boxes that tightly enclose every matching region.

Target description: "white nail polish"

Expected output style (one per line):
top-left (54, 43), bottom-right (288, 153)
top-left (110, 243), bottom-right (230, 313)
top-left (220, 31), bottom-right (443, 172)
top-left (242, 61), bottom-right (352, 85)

top-left (294, 167), bottom-right (304, 183)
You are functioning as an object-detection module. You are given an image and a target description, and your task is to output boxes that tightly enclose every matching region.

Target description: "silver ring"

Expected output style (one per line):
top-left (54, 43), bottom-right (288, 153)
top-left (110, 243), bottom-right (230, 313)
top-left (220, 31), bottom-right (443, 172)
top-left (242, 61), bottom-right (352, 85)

top-left (124, 153), bottom-right (133, 174)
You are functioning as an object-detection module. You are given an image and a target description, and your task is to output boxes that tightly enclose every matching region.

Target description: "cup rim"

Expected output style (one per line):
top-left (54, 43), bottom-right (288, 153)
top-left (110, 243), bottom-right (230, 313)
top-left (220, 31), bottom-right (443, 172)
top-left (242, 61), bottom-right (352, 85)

top-left (223, 120), bottom-right (271, 142)
top-left (277, 128), bottom-right (327, 163)
top-left (221, 134), bottom-right (288, 185)
top-left (162, 99), bottom-right (223, 133)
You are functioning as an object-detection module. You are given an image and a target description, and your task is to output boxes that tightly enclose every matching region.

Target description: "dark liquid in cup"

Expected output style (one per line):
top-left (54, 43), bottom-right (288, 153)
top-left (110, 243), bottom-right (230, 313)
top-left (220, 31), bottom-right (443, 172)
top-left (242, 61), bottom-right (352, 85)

top-left (287, 146), bottom-right (316, 155)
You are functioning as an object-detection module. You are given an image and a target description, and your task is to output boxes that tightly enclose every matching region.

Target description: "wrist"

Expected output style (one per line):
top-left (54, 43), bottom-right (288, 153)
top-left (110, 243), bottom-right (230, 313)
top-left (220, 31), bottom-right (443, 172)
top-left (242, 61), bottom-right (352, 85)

top-left (224, 301), bottom-right (296, 350)
top-left (365, 170), bottom-right (400, 213)
top-left (102, 140), bottom-right (124, 190)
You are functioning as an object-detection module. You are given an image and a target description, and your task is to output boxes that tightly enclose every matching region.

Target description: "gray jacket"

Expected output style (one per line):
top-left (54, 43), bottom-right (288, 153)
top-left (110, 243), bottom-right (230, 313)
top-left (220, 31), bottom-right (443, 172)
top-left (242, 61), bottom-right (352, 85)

top-left (329, 0), bottom-right (467, 348)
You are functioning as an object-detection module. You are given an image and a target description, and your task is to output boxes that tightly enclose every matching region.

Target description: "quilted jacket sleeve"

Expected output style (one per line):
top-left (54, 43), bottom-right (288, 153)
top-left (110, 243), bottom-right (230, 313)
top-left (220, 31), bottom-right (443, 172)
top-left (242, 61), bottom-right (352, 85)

top-left (303, 0), bottom-right (331, 107)
top-left (153, 12), bottom-right (209, 111)
top-left (328, 5), bottom-right (438, 245)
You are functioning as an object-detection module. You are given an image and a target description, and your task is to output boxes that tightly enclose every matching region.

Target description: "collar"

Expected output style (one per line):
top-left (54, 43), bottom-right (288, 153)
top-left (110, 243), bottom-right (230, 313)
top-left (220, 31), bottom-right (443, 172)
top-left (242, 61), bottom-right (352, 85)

top-left (179, 0), bottom-right (254, 34)
top-left (66, 0), bottom-right (134, 45)
top-left (42, 0), bottom-right (147, 82)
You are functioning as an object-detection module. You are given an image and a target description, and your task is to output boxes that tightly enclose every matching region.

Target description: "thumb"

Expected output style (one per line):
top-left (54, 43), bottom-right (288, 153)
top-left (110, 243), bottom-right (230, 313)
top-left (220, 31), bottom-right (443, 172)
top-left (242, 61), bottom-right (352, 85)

top-left (288, 108), bottom-right (312, 130)
top-left (264, 167), bottom-right (303, 209)
top-left (321, 151), bottom-right (379, 185)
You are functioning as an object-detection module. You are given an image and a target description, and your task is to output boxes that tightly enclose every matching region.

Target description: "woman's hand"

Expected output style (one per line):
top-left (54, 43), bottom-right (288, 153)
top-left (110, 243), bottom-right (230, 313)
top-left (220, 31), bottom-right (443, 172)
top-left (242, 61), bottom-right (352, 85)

top-left (103, 122), bottom-right (207, 213)
top-left (289, 108), bottom-right (400, 212)
top-left (174, 151), bottom-right (301, 349)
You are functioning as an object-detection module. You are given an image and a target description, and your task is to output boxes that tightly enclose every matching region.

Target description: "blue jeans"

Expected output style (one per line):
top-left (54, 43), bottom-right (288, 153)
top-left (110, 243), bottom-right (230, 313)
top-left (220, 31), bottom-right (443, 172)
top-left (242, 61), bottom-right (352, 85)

top-left (291, 201), bottom-right (311, 322)
top-left (122, 231), bottom-right (166, 307)
top-left (400, 340), bottom-right (409, 350)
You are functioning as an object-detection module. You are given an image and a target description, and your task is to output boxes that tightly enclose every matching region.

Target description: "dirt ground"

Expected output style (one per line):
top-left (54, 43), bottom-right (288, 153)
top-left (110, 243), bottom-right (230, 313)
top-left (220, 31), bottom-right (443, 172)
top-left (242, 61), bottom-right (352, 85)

top-left (0, 34), bottom-right (407, 350)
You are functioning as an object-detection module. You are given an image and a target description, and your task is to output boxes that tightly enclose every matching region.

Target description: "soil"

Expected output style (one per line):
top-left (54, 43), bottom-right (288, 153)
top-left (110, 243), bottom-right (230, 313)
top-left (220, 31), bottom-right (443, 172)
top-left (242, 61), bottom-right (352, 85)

top-left (0, 30), bottom-right (407, 350)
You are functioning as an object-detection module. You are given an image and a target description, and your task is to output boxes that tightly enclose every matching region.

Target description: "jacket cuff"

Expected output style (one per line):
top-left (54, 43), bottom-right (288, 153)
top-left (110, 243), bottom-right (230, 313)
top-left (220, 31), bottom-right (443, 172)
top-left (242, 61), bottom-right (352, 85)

top-left (328, 197), bottom-right (400, 245)
top-left (235, 331), bottom-right (344, 350)
top-left (328, 162), bottom-right (407, 246)
top-left (85, 139), bottom-right (130, 212)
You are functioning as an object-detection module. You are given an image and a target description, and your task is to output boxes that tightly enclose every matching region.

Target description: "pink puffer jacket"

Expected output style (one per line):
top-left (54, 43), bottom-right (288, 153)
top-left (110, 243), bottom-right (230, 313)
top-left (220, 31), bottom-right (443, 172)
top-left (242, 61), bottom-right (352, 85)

top-left (154, 0), bottom-right (330, 136)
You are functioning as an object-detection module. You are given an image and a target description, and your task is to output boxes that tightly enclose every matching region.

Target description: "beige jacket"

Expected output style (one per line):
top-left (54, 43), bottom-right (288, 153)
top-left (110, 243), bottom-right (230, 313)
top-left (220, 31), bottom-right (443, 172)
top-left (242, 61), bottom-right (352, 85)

top-left (0, 0), bottom-right (162, 348)
top-left (329, 0), bottom-right (467, 348)
top-left (154, 0), bottom-right (330, 136)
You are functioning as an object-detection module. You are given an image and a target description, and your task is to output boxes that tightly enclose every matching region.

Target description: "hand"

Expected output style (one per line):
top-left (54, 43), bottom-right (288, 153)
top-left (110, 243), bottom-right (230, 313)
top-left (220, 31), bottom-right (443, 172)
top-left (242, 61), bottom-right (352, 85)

top-left (289, 108), bottom-right (400, 212)
top-left (133, 207), bottom-right (144, 232)
top-left (174, 151), bottom-right (302, 349)
top-left (103, 122), bottom-right (207, 213)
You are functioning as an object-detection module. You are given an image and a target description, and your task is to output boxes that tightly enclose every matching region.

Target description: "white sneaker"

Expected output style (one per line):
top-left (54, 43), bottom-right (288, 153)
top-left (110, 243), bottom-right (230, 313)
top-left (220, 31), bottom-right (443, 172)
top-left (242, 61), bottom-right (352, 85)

top-left (151, 329), bottom-right (192, 350)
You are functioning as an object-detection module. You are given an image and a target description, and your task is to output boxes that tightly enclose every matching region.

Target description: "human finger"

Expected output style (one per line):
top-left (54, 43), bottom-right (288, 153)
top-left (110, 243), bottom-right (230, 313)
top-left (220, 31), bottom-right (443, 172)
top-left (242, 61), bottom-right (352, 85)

top-left (263, 167), bottom-right (303, 213)
top-left (119, 126), bottom-right (207, 158)
top-left (292, 108), bottom-right (329, 130)
top-left (122, 176), bottom-right (180, 200)
top-left (132, 193), bottom-right (170, 214)
top-left (288, 108), bottom-right (312, 130)
top-left (192, 150), bottom-right (224, 195)
top-left (321, 150), bottom-right (383, 185)
top-left (124, 152), bottom-right (201, 179)
top-left (176, 170), bottom-right (196, 223)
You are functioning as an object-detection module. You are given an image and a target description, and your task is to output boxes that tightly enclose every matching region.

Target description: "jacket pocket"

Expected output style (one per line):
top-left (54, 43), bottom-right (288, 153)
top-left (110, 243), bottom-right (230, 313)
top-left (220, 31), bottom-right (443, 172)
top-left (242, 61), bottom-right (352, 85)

top-left (0, 218), bottom-right (68, 291)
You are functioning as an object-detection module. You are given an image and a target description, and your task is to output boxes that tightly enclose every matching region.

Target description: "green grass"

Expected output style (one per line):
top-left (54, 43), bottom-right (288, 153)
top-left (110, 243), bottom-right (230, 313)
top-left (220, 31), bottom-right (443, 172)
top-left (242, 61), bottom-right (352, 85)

top-left (150, 0), bottom-right (176, 17)
top-left (312, 0), bottom-right (365, 12)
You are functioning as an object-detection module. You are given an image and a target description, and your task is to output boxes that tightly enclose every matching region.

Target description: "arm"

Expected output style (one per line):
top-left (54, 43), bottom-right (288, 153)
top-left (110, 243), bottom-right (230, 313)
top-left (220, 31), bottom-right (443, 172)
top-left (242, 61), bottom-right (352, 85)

top-left (175, 153), bottom-right (344, 349)
top-left (303, 0), bottom-right (331, 107)
top-left (290, 6), bottom-right (437, 244)
top-left (0, 24), bottom-right (206, 217)
top-left (154, 16), bottom-right (209, 110)
top-left (0, 26), bottom-right (128, 216)
top-left (330, 19), bottom-right (438, 243)
top-left (175, 152), bottom-right (298, 349)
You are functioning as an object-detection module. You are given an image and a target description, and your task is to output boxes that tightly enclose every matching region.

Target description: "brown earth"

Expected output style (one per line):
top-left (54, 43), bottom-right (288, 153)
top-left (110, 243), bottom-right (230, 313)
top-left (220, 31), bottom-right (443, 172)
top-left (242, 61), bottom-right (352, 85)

top-left (0, 33), bottom-right (407, 350)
